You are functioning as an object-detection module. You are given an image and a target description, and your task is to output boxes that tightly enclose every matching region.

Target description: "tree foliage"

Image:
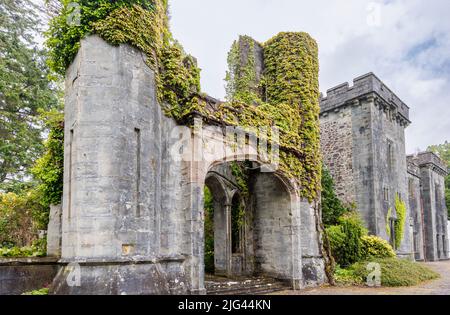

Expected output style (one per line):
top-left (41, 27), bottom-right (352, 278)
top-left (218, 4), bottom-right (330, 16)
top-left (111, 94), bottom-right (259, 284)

top-left (326, 212), bottom-right (367, 267)
top-left (31, 110), bottom-right (64, 209)
top-left (428, 141), bottom-right (450, 216)
top-left (0, 0), bottom-right (60, 192)
top-left (0, 191), bottom-right (45, 247)
top-left (45, 0), bottom-right (163, 75)
top-left (321, 166), bottom-right (348, 227)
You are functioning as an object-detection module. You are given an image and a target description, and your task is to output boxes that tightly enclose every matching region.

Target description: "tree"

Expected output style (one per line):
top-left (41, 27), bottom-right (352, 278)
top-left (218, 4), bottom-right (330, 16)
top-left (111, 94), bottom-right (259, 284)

top-left (0, 0), bottom-right (60, 192)
top-left (321, 166), bottom-right (348, 226)
top-left (428, 142), bottom-right (450, 216)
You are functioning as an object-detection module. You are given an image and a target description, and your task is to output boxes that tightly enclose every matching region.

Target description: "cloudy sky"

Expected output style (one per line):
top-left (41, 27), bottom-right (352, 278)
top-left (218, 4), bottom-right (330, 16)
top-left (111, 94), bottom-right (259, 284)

top-left (169, 0), bottom-right (450, 153)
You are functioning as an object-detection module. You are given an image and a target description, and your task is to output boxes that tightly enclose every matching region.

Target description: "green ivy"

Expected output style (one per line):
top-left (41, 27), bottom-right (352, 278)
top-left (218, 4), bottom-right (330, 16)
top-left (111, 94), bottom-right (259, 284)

top-left (203, 186), bottom-right (214, 273)
top-left (45, 0), bottom-right (163, 74)
top-left (46, 3), bottom-right (321, 202)
top-left (46, 1), bottom-right (200, 113)
top-left (225, 36), bottom-right (261, 105)
top-left (394, 195), bottom-right (407, 249)
top-left (386, 207), bottom-right (392, 239)
top-left (31, 110), bottom-right (64, 210)
top-left (222, 32), bottom-right (322, 201)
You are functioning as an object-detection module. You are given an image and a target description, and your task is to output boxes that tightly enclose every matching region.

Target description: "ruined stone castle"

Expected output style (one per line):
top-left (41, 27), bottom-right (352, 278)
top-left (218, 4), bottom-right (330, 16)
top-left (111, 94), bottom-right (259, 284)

top-left (46, 40), bottom-right (447, 295)
top-left (47, 34), bottom-right (327, 295)
top-left (319, 73), bottom-right (449, 261)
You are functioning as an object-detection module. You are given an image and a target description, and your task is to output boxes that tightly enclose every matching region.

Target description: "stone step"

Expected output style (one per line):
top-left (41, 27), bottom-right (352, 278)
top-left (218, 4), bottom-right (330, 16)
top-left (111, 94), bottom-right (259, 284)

top-left (206, 277), bottom-right (290, 295)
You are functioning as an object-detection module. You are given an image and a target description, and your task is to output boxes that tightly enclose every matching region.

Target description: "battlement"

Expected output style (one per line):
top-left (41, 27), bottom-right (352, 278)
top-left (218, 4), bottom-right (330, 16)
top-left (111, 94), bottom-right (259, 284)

top-left (408, 151), bottom-right (449, 176)
top-left (407, 157), bottom-right (421, 178)
top-left (320, 73), bottom-right (410, 124)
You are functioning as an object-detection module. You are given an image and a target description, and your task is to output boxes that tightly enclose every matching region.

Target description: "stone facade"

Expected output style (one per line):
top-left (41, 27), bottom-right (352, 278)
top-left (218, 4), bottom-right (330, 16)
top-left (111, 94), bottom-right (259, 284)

top-left (320, 73), bottom-right (449, 261)
top-left (48, 36), bottom-right (327, 295)
top-left (408, 152), bottom-right (449, 261)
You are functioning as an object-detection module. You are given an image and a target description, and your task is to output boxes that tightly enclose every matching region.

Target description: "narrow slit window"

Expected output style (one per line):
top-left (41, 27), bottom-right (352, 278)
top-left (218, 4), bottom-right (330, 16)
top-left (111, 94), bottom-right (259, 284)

top-left (68, 129), bottom-right (74, 219)
top-left (135, 128), bottom-right (141, 217)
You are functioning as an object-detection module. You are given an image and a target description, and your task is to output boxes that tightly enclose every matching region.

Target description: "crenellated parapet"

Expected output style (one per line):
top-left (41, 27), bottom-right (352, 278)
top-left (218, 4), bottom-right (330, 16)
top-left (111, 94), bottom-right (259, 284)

top-left (407, 157), bottom-right (421, 179)
top-left (409, 152), bottom-right (449, 177)
top-left (320, 72), bottom-right (410, 127)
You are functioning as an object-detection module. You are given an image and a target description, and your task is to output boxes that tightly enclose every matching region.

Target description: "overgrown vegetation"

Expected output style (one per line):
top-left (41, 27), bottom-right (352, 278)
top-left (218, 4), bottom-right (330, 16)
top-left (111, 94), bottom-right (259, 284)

top-left (428, 141), bottom-right (450, 216)
top-left (22, 288), bottom-right (49, 295)
top-left (45, 0), bottom-right (163, 74)
top-left (223, 33), bottom-right (322, 201)
top-left (326, 212), bottom-right (367, 267)
top-left (0, 239), bottom-right (46, 258)
top-left (326, 204), bottom-right (436, 288)
top-left (361, 235), bottom-right (396, 259)
top-left (46, 0), bottom-right (201, 119)
top-left (394, 195), bottom-right (407, 249)
top-left (352, 258), bottom-right (439, 287)
top-left (225, 36), bottom-right (261, 105)
top-left (0, 0), bottom-right (60, 192)
top-left (321, 166), bottom-right (348, 227)
top-left (204, 186), bottom-right (214, 274)
top-left (0, 110), bottom-right (63, 254)
top-left (0, 192), bottom-right (46, 247)
top-left (31, 111), bottom-right (64, 210)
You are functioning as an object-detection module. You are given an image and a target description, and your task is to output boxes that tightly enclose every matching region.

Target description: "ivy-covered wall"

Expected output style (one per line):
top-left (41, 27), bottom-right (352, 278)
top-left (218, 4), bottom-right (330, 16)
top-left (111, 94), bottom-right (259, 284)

top-left (47, 0), bottom-right (200, 117)
top-left (223, 33), bottom-right (322, 201)
top-left (47, 2), bottom-right (322, 201)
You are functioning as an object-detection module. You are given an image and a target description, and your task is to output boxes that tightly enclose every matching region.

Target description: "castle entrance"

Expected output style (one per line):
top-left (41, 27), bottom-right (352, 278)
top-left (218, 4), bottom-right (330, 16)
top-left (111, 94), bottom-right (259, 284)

top-left (203, 161), bottom-right (297, 292)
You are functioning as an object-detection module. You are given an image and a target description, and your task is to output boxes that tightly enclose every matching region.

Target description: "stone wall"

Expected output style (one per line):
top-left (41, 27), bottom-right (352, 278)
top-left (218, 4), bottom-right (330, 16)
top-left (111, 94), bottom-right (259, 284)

top-left (55, 35), bottom-right (326, 294)
top-left (320, 106), bottom-right (355, 204)
top-left (320, 73), bottom-right (413, 258)
top-left (411, 152), bottom-right (449, 261)
top-left (407, 159), bottom-right (425, 261)
top-left (0, 258), bottom-right (59, 295)
top-left (57, 35), bottom-right (195, 294)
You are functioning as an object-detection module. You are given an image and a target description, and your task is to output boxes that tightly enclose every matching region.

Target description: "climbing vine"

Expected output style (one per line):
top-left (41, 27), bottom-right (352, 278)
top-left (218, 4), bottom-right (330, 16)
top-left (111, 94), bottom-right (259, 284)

top-left (225, 36), bottom-right (261, 105)
top-left (222, 32), bottom-right (322, 201)
top-left (46, 2), bottom-right (321, 201)
top-left (386, 207), bottom-right (392, 239)
top-left (394, 195), bottom-right (407, 249)
top-left (385, 196), bottom-right (407, 249)
top-left (46, 1), bottom-right (200, 114)
top-left (230, 162), bottom-right (250, 230)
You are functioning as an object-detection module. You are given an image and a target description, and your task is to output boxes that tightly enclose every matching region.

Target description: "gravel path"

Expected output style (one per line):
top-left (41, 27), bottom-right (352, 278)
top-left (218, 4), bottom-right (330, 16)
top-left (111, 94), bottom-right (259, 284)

top-left (273, 260), bottom-right (450, 295)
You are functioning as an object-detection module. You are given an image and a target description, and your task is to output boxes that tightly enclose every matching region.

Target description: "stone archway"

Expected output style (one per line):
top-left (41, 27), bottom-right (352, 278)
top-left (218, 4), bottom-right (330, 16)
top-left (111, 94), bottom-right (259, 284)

top-left (55, 35), bottom-right (326, 295)
top-left (201, 161), bottom-right (303, 288)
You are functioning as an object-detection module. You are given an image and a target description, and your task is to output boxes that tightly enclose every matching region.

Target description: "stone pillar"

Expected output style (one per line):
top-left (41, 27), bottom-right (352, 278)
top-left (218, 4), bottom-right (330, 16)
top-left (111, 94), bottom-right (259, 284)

top-left (47, 204), bottom-right (62, 257)
top-left (52, 35), bottom-right (191, 295)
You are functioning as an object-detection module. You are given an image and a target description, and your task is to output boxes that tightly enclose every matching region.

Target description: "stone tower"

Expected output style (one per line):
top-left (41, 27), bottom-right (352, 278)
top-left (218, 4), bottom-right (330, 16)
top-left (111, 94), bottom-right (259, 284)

top-left (407, 152), bottom-right (449, 261)
top-left (319, 73), bottom-right (413, 257)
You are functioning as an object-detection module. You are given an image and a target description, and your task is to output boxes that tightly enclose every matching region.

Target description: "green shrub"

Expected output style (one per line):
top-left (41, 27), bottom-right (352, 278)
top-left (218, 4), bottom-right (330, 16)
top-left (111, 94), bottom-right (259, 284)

top-left (352, 258), bottom-right (439, 287)
top-left (321, 166), bottom-right (348, 227)
top-left (326, 212), bottom-right (367, 267)
top-left (0, 191), bottom-right (46, 247)
top-left (22, 288), bottom-right (49, 295)
top-left (361, 235), bottom-right (396, 259)
top-left (0, 241), bottom-right (46, 258)
top-left (334, 265), bottom-right (363, 286)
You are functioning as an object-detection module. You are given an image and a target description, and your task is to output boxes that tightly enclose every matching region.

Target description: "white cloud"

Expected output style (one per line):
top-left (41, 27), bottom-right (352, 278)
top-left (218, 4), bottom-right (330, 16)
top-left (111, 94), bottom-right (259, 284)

top-left (170, 0), bottom-right (450, 152)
